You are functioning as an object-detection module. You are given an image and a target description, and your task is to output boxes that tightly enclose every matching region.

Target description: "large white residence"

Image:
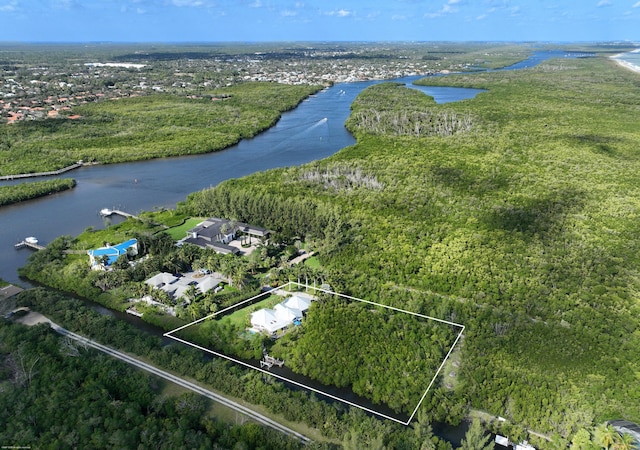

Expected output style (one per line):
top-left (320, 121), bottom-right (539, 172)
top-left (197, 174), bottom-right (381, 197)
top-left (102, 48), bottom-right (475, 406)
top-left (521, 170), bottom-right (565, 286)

top-left (250, 295), bottom-right (312, 334)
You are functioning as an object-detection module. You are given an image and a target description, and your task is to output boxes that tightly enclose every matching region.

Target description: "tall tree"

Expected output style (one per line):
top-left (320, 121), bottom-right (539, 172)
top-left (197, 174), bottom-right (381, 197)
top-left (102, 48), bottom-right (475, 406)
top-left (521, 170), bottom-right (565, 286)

top-left (458, 419), bottom-right (494, 450)
top-left (595, 425), bottom-right (619, 450)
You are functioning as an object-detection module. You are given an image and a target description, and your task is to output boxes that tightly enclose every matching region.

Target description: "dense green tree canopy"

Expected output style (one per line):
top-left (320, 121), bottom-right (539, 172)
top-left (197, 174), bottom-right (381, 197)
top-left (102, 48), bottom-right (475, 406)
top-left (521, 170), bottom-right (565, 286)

top-left (180, 55), bottom-right (640, 434)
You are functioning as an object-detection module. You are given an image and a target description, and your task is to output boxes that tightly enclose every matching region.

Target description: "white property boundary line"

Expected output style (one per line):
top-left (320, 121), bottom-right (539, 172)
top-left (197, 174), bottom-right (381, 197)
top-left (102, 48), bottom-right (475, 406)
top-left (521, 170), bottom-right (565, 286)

top-left (164, 281), bottom-right (465, 425)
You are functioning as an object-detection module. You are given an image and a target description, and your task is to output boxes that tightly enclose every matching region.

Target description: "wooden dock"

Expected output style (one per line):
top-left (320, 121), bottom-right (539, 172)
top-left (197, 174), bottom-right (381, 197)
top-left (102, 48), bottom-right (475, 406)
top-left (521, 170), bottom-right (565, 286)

top-left (101, 209), bottom-right (139, 220)
top-left (260, 354), bottom-right (284, 369)
top-left (15, 240), bottom-right (45, 251)
top-left (0, 162), bottom-right (84, 181)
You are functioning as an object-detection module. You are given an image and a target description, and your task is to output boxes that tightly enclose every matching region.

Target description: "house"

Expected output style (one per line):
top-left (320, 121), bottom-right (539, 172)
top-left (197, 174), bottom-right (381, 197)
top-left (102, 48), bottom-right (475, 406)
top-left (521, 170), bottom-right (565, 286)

top-left (283, 295), bottom-right (311, 313)
top-left (144, 271), bottom-right (225, 301)
top-left (87, 239), bottom-right (138, 269)
top-left (250, 295), bottom-right (312, 335)
top-left (237, 222), bottom-right (270, 240)
top-left (274, 303), bottom-right (301, 322)
top-left (182, 217), bottom-right (269, 253)
top-left (250, 308), bottom-right (291, 334)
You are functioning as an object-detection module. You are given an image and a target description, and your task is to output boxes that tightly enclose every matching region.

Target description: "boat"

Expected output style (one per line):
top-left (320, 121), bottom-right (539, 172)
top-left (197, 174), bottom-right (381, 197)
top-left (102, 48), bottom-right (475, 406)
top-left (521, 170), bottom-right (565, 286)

top-left (100, 208), bottom-right (113, 216)
top-left (25, 237), bottom-right (38, 245)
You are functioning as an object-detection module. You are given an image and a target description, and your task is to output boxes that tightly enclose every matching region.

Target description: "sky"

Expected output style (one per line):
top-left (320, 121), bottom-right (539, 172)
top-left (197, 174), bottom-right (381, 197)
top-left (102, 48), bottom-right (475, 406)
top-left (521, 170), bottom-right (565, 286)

top-left (0, 0), bottom-right (639, 43)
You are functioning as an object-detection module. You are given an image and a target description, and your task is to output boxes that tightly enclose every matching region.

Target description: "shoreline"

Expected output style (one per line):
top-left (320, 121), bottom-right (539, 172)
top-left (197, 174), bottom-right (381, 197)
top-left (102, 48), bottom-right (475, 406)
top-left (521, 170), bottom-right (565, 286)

top-left (610, 51), bottom-right (640, 75)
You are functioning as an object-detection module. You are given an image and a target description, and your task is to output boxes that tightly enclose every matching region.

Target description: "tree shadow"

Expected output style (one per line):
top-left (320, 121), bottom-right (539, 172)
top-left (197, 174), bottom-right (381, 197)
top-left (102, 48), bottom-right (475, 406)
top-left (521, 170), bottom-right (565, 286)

top-left (483, 187), bottom-right (584, 239)
top-left (569, 134), bottom-right (624, 157)
top-left (431, 165), bottom-right (510, 194)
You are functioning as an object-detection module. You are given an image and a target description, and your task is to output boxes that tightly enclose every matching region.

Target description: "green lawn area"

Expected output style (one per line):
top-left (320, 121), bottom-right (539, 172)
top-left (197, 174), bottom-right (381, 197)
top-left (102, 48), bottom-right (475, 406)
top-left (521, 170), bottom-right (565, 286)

top-left (165, 217), bottom-right (206, 240)
top-left (216, 294), bottom-right (282, 329)
top-left (304, 255), bottom-right (321, 269)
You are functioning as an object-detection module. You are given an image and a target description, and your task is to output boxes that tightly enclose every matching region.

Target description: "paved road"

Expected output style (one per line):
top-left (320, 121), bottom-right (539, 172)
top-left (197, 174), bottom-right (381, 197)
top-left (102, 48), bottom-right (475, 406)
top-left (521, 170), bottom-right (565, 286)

top-left (48, 322), bottom-right (312, 444)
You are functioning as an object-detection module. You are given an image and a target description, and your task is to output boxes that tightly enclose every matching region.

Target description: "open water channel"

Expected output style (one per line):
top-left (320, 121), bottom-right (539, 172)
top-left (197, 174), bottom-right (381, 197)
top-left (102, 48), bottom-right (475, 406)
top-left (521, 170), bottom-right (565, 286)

top-left (0, 49), bottom-right (584, 437)
top-left (0, 50), bottom-right (582, 285)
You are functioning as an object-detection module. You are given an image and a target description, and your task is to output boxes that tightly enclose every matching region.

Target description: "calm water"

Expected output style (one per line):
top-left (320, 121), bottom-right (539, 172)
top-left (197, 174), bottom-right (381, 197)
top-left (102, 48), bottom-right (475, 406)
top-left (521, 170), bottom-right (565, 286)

top-left (0, 50), bottom-right (581, 436)
top-left (0, 76), bottom-right (486, 285)
top-left (0, 50), bottom-right (583, 286)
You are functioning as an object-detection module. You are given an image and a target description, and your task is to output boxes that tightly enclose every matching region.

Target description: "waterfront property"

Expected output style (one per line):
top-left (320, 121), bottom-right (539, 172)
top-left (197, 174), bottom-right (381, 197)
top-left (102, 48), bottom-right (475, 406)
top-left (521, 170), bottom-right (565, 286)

top-left (145, 271), bottom-right (225, 301)
top-left (181, 217), bottom-right (269, 254)
top-left (87, 239), bottom-right (138, 270)
top-left (250, 294), bottom-right (312, 335)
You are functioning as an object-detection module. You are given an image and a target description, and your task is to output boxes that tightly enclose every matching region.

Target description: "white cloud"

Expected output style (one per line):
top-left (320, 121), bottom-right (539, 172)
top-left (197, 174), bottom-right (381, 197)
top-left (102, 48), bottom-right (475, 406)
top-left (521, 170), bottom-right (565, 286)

top-left (51, 0), bottom-right (78, 9)
top-left (281, 9), bottom-right (296, 16)
top-left (326, 8), bottom-right (352, 17)
top-left (633, 1), bottom-right (640, 7)
top-left (171, 0), bottom-right (205, 7)
top-left (596, 0), bottom-right (612, 6)
top-left (0, 0), bottom-right (17, 12)
top-left (425, 2), bottom-right (459, 18)
top-left (392, 14), bottom-right (407, 20)
top-left (250, 0), bottom-right (262, 7)
top-left (476, 13), bottom-right (487, 20)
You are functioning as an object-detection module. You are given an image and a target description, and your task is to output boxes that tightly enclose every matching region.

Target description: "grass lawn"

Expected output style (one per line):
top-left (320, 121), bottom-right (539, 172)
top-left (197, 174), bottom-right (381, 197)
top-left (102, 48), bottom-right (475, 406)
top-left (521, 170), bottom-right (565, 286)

top-left (165, 217), bottom-right (206, 240)
top-left (304, 255), bottom-right (321, 269)
top-left (215, 294), bottom-right (282, 329)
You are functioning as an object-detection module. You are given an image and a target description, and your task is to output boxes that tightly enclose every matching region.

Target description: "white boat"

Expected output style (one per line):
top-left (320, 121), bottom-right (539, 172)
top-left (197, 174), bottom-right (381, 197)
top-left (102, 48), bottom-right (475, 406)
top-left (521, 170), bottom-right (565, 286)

top-left (100, 208), bottom-right (113, 216)
top-left (25, 237), bottom-right (38, 244)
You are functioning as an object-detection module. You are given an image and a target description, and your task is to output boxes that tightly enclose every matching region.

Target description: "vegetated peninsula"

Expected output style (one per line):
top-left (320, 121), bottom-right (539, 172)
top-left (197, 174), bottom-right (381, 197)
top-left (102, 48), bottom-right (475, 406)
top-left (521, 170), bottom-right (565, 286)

top-left (179, 52), bottom-right (640, 439)
top-left (0, 178), bottom-right (75, 206)
top-left (10, 43), bottom-right (640, 449)
top-left (0, 82), bottom-right (320, 176)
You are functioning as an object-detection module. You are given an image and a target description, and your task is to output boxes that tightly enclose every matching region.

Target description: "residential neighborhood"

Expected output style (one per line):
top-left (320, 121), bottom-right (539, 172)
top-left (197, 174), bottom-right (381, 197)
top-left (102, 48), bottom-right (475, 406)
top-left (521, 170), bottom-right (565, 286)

top-left (0, 42), bottom-right (469, 124)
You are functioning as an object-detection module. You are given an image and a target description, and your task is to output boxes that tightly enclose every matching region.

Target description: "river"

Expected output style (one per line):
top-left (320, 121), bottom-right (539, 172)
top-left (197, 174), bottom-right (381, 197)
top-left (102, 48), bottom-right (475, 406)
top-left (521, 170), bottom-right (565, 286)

top-left (1, 49), bottom-right (583, 439)
top-left (2, 51), bottom-right (585, 286)
top-left (0, 76), bottom-right (492, 285)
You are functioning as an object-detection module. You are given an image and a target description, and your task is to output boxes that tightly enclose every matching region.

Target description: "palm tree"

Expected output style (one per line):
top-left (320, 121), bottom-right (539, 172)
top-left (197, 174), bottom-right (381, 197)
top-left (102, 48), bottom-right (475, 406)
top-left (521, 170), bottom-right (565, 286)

top-left (612, 433), bottom-right (638, 450)
top-left (596, 425), bottom-right (618, 450)
top-left (184, 284), bottom-right (200, 305)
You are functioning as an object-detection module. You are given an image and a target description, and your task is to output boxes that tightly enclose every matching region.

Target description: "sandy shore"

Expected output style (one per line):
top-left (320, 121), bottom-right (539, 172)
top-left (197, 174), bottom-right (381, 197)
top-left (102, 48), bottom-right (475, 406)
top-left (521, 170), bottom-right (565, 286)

top-left (610, 52), bottom-right (640, 74)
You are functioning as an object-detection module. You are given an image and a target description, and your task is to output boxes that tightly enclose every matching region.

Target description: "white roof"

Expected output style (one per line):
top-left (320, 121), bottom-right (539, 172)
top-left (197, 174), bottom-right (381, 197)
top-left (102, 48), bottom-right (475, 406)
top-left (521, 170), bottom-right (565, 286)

top-left (196, 276), bottom-right (223, 294)
top-left (516, 442), bottom-right (536, 450)
top-left (274, 303), bottom-right (300, 321)
top-left (145, 272), bottom-right (178, 288)
top-left (250, 308), bottom-right (290, 333)
top-left (284, 295), bottom-right (311, 312)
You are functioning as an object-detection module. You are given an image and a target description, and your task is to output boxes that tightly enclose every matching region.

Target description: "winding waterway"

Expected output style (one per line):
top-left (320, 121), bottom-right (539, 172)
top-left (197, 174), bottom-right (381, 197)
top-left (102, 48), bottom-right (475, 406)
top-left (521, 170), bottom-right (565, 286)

top-left (2, 51), bottom-right (582, 286)
top-left (0, 49), bottom-right (584, 438)
top-left (0, 76), bottom-right (491, 285)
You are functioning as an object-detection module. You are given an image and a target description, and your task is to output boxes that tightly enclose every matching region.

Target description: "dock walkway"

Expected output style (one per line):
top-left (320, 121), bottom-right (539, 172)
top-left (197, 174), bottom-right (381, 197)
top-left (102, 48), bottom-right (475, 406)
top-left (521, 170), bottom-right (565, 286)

top-left (14, 240), bottom-right (46, 251)
top-left (101, 209), bottom-right (140, 220)
top-left (260, 354), bottom-right (285, 369)
top-left (0, 162), bottom-right (85, 181)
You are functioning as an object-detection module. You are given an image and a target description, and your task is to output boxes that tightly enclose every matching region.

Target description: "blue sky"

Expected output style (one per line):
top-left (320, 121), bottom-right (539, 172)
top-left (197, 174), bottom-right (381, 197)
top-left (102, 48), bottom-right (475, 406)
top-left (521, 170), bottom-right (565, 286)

top-left (0, 0), bottom-right (639, 42)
